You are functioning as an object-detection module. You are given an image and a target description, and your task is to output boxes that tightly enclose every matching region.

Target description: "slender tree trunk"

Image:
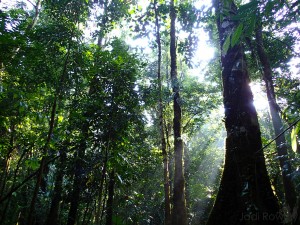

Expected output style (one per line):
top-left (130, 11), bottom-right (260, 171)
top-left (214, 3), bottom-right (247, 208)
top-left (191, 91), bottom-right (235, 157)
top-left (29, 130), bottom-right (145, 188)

top-left (67, 124), bottom-right (88, 225)
top-left (169, 1), bottom-right (188, 225)
top-left (154, 1), bottom-right (171, 224)
top-left (207, 1), bottom-right (282, 224)
top-left (27, 97), bottom-right (57, 225)
top-left (95, 148), bottom-right (108, 225)
top-left (26, 0), bottom-right (42, 31)
top-left (97, 0), bottom-right (109, 47)
top-left (45, 149), bottom-right (66, 225)
top-left (0, 146), bottom-right (29, 225)
top-left (0, 123), bottom-right (15, 199)
top-left (18, 186), bottom-right (29, 225)
top-left (81, 199), bottom-right (92, 225)
top-left (27, 44), bottom-right (71, 225)
top-left (100, 176), bottom-right (108, 225)
top-left (183, 143), bottom-right (190, 218)
top-left (105, 170), bottom-right (115, 225)
top-left (255, 24), bottom-right (297, 211)
top-left (165, 121), bottom-right (173, 195)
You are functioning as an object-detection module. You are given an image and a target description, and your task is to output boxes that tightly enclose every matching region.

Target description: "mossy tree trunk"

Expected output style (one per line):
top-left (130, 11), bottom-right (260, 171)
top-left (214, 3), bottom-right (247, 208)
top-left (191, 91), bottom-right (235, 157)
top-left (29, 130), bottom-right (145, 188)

top-left (207, 1), bottom-right (282, 224)
top-left (170, 1), bottom-right (188, 224)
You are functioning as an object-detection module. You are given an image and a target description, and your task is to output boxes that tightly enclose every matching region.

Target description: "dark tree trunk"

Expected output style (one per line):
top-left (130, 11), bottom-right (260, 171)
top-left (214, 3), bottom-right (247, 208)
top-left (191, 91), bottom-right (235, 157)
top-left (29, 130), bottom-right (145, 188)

top-left (100, 177), bottom-right (108, 225)
top-left (207, 1), bottom-right (282, 224)
top-left (45, 149), bottom-right (66, 225)
top-left (0, 123), bottom-right (15, 199)
top-left (165, 122), bottom-right (173, 195)
top-left (27, 45), bottom-right (71, 225)
top-left (97, 0), bottom-right (108, 47)
top-left (169, 1), bottom-right (188, 225)
top-left (154, 1), bottom-right (171, 224)
top-left (67, 128), bottom-right (88, 225)
top-left (27, 97), bottom-right (57, 225)
top-left (183, 143), bottom-right (190, 219)
top-left (95, 148), bottom-right (108, 225)
top-left (105, 170), bottom-right (115, 225)
top-left (0, 123), bottom-right (15, 223)
top-left (255, 24), bottom-right (297, 211)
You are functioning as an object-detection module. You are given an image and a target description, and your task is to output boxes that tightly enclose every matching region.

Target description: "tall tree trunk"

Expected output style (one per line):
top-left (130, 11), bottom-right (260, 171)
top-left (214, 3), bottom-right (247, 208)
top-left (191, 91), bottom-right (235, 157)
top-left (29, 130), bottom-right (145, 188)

top-left (169, 1), bottom-right (188, 225)
top-left (27, 45), bottom-right (71, 225)
top-left (95, 148), bottom-right (108, 225)
top-left (26, 0), bottom-right (42, 31)
top-left (105, 170), bottom-right (115, 225)
top-left (0, 122), bottom-right (15, 199)
top-left (255, 23), bottom-right (297, 211)
top-left (100, 176), bottom-right (108, 225)
top-left (27, 97), bottom-right (57, 225)
top-left (183, 143), bottom-right (190, 218)
top-left (207, 1), bottom-right (282, 224)
top-left (67, 124), bottom-right (88, 225)
top-left (165, 121), bottom-right (173, 196)
top-left (154, 1), bottom-right (171, 224)
top-left (45, 149), bottom-right (66, 225)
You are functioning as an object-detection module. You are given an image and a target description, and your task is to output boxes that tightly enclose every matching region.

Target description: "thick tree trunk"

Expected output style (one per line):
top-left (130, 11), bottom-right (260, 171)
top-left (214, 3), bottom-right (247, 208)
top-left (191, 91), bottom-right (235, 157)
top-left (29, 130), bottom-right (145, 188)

top-left (207, 1), bottom-right (282, 224)
top-left (255, 25), bottom-right (297, 211)
top-left (165, 122), bottom-right (173, 195)
top-left (105, 170), bottom-right (115, 225)
top-left (169, 1), bottom-right (188, 225)
top-left (154, 1), bottom-right (171, 224)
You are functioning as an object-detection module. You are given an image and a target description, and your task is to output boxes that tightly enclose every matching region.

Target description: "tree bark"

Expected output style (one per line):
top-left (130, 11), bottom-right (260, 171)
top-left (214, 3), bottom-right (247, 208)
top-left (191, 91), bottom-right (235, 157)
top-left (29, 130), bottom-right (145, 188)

top-left (95, 148), bottom-right (108, 225)
top-left (45, 149), bottom-right (66, 225)
top-left (207, 1), bottom-right (282, 224)
top-left (67, 124), bottom-right (88, 225)
top-left (27, 97), bottom-right (57, 225)
top-left (170, 1), bottom-right (188, 225)
top-left (154, 1), bottom-right (171, 224)
top-left (105, 170), bottom-right (115, 225)
top-left (27, 44), bottom-right (71, 225)
top-left (0, 122), bottom-right (15, 200)
top-left (26, 0), bottom-right (42, 31)
top-left (255, 24), bottom-right (297, 211)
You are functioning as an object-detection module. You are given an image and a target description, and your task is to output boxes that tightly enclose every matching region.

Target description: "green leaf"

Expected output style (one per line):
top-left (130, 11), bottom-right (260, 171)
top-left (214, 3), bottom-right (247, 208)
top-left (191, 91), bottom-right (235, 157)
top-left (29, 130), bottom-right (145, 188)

top-left (223, 33), bottom-right (231, 54)
top-left (245, 16), bottom-right (256, 37)
top-left (231, 23), bottom-right (243, 47)
top-left (25, 158), bottom-right (40, 170)
top-left (58, 115), bottom-right (64, 123)
top-left (112, 215), bottom-right (122, 224)
top-left (238, 0), bottom-right (258, 14)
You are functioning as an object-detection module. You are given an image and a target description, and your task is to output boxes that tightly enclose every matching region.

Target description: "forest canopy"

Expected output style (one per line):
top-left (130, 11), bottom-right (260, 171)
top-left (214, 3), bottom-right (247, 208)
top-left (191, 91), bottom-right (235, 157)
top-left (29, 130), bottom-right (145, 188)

top-left (0, 0), bottom-right (299, 224)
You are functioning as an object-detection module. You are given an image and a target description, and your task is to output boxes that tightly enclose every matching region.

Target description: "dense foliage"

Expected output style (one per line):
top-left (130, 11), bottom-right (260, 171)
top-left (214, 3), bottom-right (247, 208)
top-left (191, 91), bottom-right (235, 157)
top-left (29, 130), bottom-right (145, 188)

top-left (0, 0), bottom-right (299, 224)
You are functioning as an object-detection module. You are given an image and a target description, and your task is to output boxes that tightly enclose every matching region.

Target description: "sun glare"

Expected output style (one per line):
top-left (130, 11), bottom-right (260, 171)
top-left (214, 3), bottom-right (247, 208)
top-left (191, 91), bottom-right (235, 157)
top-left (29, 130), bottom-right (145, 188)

top-left (250, 83), bottom-right (269, 111)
